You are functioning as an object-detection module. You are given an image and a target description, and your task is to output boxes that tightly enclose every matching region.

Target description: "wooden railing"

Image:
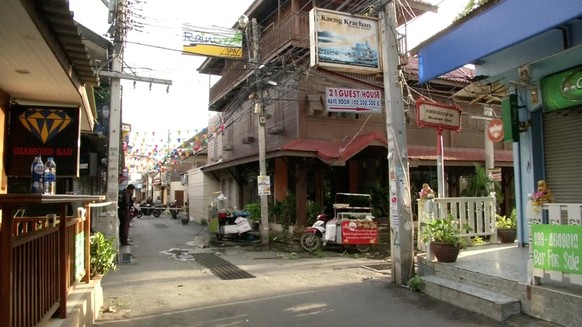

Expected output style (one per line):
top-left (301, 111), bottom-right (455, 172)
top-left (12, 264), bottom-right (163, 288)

top-left (417, 196), bottom-right (497, 251)
top-left (0, 194), bottom-right (105, 327)
top-left (527, 202), bottom-right (582, 286)
top-left (209, 12), bottom-right (310, 106)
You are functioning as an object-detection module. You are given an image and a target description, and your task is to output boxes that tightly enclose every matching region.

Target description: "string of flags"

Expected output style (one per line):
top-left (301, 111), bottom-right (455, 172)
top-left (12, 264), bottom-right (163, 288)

top-left (122, 127), bottom-right (211, 174)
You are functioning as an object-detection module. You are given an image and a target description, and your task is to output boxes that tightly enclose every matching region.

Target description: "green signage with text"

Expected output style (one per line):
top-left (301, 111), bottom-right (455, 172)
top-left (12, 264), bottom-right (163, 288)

top-left (541, 65), bottom-right (582, 112)
top-left (532, 224), bottom-right (582, 274)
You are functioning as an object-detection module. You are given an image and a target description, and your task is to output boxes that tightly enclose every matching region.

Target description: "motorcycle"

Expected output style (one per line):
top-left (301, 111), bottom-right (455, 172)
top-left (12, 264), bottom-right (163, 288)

top-left (137, 202), bottom-right (156, 218)
top-left (300, 193), bottom-right (378, 253)
top-left (152, 203), bottom-right (164, 217)
top-left (169, 201), bottom-right (180, 219)
top-left (129, 203), bottom-right (138, 220)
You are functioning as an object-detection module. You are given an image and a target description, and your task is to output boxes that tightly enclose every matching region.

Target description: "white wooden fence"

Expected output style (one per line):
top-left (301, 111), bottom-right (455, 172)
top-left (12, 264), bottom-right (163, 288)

top-left (527, 202), bottom-right (582, 286)
top-left (417, 196), bottom-right (497, 251)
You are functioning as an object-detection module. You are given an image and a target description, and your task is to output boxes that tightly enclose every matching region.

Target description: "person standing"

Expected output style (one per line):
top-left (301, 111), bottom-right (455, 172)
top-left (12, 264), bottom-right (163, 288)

top-left (118, 184), bottom-right (135, 246)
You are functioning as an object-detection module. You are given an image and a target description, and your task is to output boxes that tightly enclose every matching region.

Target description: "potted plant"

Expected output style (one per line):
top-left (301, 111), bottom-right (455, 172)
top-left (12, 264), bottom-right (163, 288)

top-left (496, 208), bottom-right (517, 243)
top-left (244, 203), bottom-right (261, 230)
top-left (421, 214), bottom-right (471, 262)
top-left (90, 232), bottom-right (118, 278)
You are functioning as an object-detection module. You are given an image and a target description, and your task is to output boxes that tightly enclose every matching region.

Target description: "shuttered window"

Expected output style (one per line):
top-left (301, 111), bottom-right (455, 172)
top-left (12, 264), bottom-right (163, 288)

top-left (542, 107), bottom-right (582, 203)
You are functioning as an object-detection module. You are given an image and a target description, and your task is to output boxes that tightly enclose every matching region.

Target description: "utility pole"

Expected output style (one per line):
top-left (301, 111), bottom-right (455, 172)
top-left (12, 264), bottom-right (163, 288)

top-left (97, 0), bottom-right (173, 241)
top-left (100, 0), bottom-right (126, 240)
top-left (239, 15), bottom-right (269, 244)
top-left (380, 1), bottom-right (414, 285)
top-left (249, 17), bottom-right (270, 245)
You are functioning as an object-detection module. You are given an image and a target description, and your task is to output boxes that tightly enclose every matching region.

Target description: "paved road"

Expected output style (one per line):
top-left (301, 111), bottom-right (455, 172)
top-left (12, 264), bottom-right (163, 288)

top-left (95, 214), bottom-right (509, 327)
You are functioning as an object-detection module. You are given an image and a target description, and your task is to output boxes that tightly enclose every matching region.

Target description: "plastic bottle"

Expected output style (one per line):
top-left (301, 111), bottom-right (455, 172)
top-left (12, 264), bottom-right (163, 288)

top-left (44, 157), bottom-right (57, 195)
top-left (30, 155), bottom-right (44, 194)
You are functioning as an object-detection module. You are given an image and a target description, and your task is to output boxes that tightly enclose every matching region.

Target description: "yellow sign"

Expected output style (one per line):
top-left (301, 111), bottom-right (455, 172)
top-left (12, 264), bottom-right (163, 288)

top-left (182, 25), bottom-right (243, 60)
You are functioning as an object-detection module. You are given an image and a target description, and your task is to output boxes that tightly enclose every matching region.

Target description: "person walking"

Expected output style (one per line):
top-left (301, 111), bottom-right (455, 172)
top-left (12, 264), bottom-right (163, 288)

top-left (118, 184), bottom-right (135, 246)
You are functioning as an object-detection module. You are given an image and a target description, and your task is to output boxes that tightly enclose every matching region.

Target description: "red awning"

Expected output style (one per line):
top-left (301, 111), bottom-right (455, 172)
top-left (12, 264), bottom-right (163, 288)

top-left (408, 145), bottom-right (513, 163)
top-left (280, 132), bottom-right (387, 164)
top-left (280, 132), bottom-right (513, 165)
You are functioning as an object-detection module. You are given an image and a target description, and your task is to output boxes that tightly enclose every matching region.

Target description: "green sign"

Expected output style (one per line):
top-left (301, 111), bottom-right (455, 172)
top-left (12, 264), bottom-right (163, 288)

top-left (75, 232), bottom-right (85, 281)
top-left (540, 65), bottom-right (582, 112)
top-left (532, 224), bottom-right (582, 274)
top-left (501, 94), bottom-right (519, 142)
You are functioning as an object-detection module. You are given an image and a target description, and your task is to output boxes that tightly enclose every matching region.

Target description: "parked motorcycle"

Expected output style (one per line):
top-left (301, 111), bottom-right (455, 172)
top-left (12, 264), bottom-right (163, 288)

top-left (169, 201), bottom-right (180, 219)
top-left (137, 202), bottom-right (155, 218)
top-left (300, 193), bottom-right (378, 253)
top-left (129, 203), bottom-right (138, 220)
top-left (152, 203), bottom-right (164, 217)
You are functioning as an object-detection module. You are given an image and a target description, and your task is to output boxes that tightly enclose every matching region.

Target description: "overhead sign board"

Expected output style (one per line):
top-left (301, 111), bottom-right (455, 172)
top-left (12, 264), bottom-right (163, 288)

top-left (309, 8), bottom-right (381, 74)
top-left (182, 25), bottom-right (243, 60)
top-left (325, 87), bottom-right (382, 113)
top-left (416, 98), bottom-right (462, 131)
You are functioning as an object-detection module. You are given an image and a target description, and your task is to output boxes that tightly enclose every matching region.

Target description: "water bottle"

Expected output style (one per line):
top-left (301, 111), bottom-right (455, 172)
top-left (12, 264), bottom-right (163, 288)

top-left (30, 155), bottom-right (44, 194)
top-left (44, 157), bottom-right (57, 195)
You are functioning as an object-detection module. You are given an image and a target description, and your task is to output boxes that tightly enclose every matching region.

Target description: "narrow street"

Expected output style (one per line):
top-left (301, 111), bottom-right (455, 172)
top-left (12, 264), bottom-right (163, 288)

top-left (95, 213), bottom-right (509, 327)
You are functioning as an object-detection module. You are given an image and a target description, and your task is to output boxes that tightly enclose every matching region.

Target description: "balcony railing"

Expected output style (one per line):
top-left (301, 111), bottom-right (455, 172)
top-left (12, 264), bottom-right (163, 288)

top-left (0, 194), bottom-right (105, 327)
top-left (209, 13), bottom-right (310, 107)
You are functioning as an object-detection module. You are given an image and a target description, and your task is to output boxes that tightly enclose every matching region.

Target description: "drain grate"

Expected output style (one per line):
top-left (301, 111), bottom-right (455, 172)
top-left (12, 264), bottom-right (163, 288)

top-left (153, 223), bottom-right (168, 229)
top-left (193, 253), bottom-right (255, 280)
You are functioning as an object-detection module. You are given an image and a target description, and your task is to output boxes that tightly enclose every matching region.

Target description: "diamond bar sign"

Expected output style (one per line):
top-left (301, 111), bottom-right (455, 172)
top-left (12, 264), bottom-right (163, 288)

top-left (8, 104), bottom-right (80, 177)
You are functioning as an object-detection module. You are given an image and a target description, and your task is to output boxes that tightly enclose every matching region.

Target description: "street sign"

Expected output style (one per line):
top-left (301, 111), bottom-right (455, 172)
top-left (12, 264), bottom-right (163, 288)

top-left (487, 118), bottom-right (504, 142)
top-left (257, 175), bottom-right (271, 196)
top-left (416, 98), bottom-right (462, 131)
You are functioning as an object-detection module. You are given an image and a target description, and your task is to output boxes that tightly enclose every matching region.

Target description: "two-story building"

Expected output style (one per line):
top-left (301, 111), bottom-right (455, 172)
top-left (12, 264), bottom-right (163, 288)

top-left (196, 0), bottom-right (513, 226)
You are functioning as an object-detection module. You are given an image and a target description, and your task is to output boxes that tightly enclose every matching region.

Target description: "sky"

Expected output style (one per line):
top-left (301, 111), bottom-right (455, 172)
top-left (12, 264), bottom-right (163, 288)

top-left (68, 0), bottom-right (468, 140)
top-left (69, 0), bottom-right (255, 138)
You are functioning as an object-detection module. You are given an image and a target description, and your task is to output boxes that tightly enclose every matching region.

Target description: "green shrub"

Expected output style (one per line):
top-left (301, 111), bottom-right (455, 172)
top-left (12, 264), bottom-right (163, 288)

top-left (244, 203), bottom-right (261, 222)
top-left (90, 232), bottom-right (118, 277)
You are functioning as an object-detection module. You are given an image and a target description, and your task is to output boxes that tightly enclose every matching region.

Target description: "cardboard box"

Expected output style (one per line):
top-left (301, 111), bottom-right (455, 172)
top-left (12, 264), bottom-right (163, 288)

top-left (222, 225), bottom-right (239, 234)
top-left (237, 221), bottom-right (252, 233)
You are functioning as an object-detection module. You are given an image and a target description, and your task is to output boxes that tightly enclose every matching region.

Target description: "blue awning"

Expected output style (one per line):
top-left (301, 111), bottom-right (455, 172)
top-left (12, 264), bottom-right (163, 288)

top-left (417, 0), bottom-right (582, 83)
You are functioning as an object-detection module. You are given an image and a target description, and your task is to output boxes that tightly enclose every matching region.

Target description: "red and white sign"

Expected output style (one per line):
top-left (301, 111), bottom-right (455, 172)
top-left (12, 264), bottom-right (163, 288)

top-left (487, 118), bottom-right (504, 143)
top-left (340, 219), bottom-right (378, 245)
top-left (416, 98), bottom-right (462, 131)
top-left (325, 87), bottom-right (382, 114)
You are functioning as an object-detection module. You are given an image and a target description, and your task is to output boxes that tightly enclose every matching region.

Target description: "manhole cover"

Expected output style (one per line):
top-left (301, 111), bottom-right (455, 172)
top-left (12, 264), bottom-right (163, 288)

top-left (192, 253), bottom-right (255, 280)
top-left (153, 223), bottom-right (168, 229)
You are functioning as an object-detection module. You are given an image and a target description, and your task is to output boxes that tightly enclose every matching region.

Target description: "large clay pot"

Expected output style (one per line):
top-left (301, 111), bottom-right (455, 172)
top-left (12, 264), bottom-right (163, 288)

top-left (497, 228), bottom-right (517, 243)
top-left (431, 241), bottom-right (460, 262)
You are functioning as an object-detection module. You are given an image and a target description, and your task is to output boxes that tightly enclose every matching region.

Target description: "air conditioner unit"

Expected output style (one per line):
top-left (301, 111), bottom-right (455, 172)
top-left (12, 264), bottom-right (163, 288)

top-left (242, 136), bottom-right (255, 144)
top-left (222, 144), bottom-right (233, 151)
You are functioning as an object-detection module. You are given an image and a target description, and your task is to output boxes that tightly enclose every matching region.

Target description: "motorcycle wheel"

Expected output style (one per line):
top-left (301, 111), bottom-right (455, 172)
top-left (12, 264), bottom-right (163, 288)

top-left (153, 210), bottom-right (161, 217)
top-left (355, 244), bottom-right (371, 253)
top-left (300, 233), bottom-right (322, 252)
top-left (137, 211), bottom-right (143, 218)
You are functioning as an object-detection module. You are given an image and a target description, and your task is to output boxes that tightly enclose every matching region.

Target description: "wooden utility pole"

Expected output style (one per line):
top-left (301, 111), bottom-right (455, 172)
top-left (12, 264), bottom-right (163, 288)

top-left (380, 1), bottom-right (414, 285)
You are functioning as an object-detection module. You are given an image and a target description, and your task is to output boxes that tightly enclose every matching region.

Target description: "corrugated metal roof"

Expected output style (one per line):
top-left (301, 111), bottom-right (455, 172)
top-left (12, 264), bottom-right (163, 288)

top-left (40, 0), bottom-right (98, 85)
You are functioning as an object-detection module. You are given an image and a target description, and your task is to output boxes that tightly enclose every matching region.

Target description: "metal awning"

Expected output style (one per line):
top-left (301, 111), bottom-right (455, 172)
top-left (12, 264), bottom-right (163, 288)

top-left (415, 0), bottom-right (582, 83)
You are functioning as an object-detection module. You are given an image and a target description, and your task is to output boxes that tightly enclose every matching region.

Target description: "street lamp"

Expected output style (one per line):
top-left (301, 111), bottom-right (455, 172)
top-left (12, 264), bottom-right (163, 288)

top-left (239, 14), bottom-right (270, 244)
